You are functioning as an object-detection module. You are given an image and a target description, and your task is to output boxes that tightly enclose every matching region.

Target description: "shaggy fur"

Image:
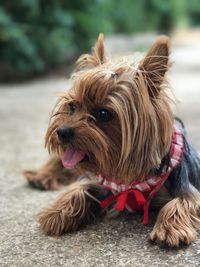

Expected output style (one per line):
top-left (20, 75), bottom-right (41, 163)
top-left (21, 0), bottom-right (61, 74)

top-left (37, 179), bottom-right (104, 235)
top-left (24, 34), bottom-right (200, 247)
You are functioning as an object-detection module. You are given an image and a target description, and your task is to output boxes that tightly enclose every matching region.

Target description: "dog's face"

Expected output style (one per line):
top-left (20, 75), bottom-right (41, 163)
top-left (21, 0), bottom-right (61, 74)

top-left (46, 34), bottom-right (173, 182)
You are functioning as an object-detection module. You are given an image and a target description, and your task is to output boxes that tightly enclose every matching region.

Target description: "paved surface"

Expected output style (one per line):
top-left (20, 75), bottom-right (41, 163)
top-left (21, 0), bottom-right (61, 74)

top-left (0, 34), bottom-right (200, 267)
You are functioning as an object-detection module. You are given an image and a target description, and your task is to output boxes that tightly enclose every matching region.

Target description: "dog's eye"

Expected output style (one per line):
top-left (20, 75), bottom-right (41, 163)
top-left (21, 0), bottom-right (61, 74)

top-left (93, 108), bottom-right (113, 122)
top-left (68, 102), bottom-right (76, 114)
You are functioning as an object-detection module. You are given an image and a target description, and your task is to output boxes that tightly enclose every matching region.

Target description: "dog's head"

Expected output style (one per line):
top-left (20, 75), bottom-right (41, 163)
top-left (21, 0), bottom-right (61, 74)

top-left (46, 34), bottom-right (173, 182)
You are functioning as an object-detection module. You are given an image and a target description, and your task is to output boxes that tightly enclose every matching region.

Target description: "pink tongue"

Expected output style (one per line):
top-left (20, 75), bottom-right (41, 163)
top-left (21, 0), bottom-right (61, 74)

top-left (62, 148), bottom-right (86, 168)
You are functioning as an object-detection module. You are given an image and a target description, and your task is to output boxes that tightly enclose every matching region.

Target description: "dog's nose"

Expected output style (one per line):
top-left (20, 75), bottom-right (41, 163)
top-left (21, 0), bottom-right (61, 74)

top-left (56, 127), bottom-right (74, 144)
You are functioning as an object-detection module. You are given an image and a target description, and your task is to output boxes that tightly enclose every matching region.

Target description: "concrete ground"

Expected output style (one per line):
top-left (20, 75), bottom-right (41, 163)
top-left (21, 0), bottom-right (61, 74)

top-left (0, 33), bottom-right (200, 267)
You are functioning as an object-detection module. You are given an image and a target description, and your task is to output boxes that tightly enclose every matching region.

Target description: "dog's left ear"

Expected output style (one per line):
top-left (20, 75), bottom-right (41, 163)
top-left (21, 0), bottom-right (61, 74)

top-left (139, 36), bottom-right (170, 97)
top-left (76, 33), bottom-right (108, 69)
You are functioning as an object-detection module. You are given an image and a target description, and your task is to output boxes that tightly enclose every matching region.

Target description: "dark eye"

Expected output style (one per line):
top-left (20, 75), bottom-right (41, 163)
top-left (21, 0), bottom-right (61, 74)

top-left (93, 108), bottom-right (113, 122)
top-left (68, 102), bottom-right (76, 114)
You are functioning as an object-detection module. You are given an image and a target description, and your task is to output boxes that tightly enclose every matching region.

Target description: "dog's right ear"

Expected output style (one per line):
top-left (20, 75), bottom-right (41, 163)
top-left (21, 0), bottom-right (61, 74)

top-left (138, 36), bottom-right (170, 97)
top-left (76, 33), bottom-right (108, 70)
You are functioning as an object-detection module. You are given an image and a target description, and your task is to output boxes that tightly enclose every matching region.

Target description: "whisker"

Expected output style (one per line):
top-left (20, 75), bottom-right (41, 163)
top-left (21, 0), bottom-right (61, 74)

top-left (51, 111), bottom-right (68, 118)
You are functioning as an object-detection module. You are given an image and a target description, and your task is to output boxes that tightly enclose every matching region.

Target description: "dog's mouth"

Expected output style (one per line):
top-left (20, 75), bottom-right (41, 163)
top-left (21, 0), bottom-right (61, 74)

top-left (61, 148), bottom-right (88, 168)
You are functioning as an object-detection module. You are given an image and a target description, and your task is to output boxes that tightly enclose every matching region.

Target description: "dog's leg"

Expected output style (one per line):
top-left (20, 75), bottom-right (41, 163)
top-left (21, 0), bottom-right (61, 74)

top-left (150, 189), bottom-right (200, 247)
top-left (38, 179), bottom-right (104, 235)
top-left (23, 157), bottom-right (78, 190)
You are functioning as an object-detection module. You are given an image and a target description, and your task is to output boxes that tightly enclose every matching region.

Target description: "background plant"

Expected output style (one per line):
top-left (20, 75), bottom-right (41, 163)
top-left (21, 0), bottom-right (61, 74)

top-left (0, 0), bottom-right (199, 81)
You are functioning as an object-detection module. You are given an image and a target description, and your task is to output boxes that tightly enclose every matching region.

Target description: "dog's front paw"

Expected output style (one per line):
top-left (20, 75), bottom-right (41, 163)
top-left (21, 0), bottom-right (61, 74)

top-left (23, 170), bottom-right (61, 190)
top-left (38, 207), bottom-right (79, 236)
top-left (150, 220), bottom-right (197, 247)
top-left (150, 198), bottom-right (200, 247)
top-left (38, 208), bottom-right (64, 236)
top-left (37, 181), bottom-right (92, 235)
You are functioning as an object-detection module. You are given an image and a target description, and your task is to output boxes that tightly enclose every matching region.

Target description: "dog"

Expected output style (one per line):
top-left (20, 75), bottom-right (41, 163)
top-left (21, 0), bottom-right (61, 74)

top-left (24, 34), bottom-right (200, 247)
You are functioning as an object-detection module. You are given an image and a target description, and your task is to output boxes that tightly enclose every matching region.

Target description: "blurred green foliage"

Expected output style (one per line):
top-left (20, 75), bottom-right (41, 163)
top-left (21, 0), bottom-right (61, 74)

top-left (0, 0), bottom-right (200, 81)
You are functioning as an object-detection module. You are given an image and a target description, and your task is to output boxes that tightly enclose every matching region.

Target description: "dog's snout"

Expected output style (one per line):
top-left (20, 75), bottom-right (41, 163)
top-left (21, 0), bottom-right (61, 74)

top-left (57, 127), bottom-right (74, 144)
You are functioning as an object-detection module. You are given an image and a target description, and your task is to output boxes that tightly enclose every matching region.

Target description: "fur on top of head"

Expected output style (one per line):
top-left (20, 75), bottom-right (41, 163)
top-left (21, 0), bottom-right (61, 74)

top-left (46, 33), bottom-right (173, 183)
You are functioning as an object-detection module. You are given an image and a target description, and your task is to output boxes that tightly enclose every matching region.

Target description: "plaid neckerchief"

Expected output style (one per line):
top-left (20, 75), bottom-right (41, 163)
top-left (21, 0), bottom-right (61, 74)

top-left (98, 123), bottom-right (185, 224)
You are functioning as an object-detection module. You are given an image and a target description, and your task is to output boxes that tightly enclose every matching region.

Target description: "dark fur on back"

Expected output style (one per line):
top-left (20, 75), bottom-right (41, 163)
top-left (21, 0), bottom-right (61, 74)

top-left (165, 118), bottom-right (200, 197)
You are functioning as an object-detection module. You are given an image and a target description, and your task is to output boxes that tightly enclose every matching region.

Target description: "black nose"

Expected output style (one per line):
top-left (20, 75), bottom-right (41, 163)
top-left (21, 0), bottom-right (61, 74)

top-left (56, 127), bottom-right (74, 144)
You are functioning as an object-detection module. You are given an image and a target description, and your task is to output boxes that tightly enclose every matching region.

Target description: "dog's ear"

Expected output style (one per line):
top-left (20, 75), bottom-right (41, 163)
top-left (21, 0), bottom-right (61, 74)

top-left (139, 36), bottom-right (170, 97)
top-left (76, 33), bottom-right (108, 69)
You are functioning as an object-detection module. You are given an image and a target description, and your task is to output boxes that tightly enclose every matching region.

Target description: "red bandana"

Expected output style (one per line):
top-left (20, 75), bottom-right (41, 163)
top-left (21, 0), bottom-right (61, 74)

top-left (97, 124), bottom-right (185, 224)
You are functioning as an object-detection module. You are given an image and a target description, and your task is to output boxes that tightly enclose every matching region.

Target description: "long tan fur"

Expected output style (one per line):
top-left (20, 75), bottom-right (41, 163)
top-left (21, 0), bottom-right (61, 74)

top-left (45, 35), bottom-right (173, 183)
top-left (150, 190), bottom-right (200, 247)
top-left (38, 179), bottom-right (100, 235)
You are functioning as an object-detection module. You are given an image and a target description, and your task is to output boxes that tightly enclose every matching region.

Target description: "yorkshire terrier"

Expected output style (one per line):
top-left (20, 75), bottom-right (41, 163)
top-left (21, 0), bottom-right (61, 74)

top-left (24, 34), bottom-right (200, 247)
